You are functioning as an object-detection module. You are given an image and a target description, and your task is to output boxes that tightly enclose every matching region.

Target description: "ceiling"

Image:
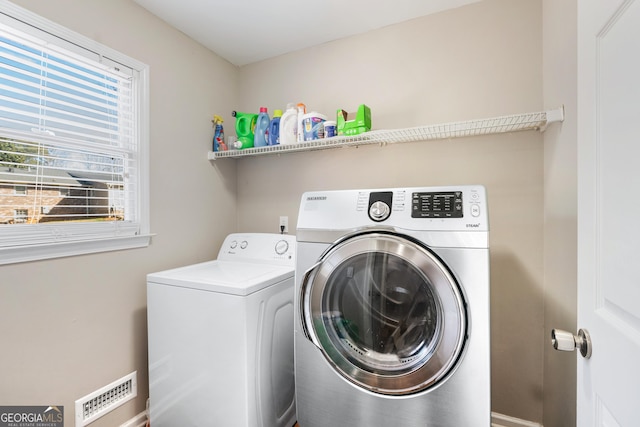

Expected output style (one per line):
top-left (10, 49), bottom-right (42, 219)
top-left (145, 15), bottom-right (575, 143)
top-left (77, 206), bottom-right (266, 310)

top-left (132, 0), bottom-right (481, 66)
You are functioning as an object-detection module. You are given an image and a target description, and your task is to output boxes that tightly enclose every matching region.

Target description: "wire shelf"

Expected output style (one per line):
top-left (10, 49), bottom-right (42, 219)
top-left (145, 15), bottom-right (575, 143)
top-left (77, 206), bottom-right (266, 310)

top-left (208, 107), bottom-right (564, 160)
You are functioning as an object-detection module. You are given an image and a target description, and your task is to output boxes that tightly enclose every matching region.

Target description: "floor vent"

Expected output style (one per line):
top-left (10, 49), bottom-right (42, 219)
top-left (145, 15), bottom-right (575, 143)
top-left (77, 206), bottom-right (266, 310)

top-left (75, 371), bottom-right (137, 427)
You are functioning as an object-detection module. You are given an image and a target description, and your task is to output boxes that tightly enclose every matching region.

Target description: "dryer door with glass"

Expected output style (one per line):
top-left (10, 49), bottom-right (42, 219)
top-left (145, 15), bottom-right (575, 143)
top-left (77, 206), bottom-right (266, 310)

top-left (300, 231), bottom-right (468, 395)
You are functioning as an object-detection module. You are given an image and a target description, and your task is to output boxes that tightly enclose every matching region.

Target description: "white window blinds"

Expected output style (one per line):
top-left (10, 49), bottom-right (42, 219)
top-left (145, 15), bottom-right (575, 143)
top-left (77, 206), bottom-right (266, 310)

top-left (0, 2), bottom-right (150, 264)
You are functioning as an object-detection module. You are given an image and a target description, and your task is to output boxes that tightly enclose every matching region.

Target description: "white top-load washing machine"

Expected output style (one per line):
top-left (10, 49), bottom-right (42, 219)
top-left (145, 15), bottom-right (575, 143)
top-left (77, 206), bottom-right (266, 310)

top-left (295, 186), bottom-right (490, 426)
top-left (147, 233), bottom-right (297, 427)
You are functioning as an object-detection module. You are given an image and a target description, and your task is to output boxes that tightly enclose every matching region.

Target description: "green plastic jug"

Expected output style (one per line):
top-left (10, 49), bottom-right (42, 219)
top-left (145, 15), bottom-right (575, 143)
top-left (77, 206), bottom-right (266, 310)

top-left (232, 111), bottom-right (258, 149)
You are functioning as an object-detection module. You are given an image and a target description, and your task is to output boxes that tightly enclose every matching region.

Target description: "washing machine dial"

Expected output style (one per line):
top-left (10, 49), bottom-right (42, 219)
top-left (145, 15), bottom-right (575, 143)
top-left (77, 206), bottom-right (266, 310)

top-left (275, 239), bottom-right (289, 255)
top-left (369, 201), bottom-right (391, 222)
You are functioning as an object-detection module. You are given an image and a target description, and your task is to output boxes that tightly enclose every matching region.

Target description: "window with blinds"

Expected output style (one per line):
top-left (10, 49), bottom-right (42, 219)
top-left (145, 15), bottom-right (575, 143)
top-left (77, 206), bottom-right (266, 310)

top-left (0, 2), bottom-right (150, 264)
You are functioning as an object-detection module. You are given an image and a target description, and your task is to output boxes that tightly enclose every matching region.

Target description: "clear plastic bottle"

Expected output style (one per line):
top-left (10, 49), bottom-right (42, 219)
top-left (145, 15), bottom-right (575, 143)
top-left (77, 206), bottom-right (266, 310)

top-left (279, 103), bottom-right (298, 145)
top-left (253, 107), bottom-right (270, 147)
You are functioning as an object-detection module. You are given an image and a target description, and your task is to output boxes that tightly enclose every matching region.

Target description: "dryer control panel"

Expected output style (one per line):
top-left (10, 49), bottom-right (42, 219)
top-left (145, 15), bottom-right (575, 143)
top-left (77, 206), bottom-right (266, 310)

top-left (298, 185), bottom-right (488, 235)
top-left (366, 187), bottom-right (484, 223)
top-left (410, 191), bottom-right (464, 219)
top-left (369, 190), bottom-right (465, 220)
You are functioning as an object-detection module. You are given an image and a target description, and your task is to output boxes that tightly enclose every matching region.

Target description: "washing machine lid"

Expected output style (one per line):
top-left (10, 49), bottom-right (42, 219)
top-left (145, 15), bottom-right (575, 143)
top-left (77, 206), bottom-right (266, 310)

top-left (147, 260), bottom-right (293, 296)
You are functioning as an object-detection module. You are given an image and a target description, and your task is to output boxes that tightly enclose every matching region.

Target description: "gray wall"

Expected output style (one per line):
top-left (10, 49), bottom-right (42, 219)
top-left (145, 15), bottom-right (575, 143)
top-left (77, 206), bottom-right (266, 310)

top-left (542, 1), bottom-right (578, 426)
top-left (235, 0), bottom-right (546, 423)
top-left (1, 1), bottom-right (238, 425)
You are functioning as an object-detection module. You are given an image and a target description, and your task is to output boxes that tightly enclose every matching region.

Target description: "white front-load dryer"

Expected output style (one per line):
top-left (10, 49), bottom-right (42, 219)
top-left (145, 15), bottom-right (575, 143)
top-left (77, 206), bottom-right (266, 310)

top-left (295, 186), bottom-right (490, 426)
top-left (147, 233), bottom-right (297, 427)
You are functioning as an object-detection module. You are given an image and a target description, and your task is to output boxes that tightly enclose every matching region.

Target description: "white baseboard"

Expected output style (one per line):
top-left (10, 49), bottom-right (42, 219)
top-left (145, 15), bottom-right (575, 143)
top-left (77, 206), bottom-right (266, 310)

top-left (492, 412), bottom-right (543, 427)
top-left (119, 411), bottom-right (147, 427)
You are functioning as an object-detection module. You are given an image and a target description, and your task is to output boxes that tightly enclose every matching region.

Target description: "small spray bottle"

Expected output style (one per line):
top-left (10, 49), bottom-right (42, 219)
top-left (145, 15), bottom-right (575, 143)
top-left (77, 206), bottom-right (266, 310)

top-left (212, 115), bottom-right (226, 151)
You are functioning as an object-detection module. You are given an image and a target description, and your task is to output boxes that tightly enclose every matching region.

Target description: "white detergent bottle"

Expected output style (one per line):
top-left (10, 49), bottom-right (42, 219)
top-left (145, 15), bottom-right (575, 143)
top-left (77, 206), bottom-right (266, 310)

top-left (279, 103), bottom-right (298, 145)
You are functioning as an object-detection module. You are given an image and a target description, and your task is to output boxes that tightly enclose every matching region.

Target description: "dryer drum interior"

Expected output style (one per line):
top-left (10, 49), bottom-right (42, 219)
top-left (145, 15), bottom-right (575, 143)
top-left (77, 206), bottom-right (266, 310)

top-left (302, 232), bottom-right (468, 395)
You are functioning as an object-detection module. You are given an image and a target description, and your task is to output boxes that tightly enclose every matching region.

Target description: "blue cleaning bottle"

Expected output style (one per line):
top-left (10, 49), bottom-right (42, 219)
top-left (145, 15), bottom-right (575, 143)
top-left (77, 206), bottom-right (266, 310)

top-left (268, 109), bottom-right (282, 145)
top-left (253, 107), bottom-right (270, 147)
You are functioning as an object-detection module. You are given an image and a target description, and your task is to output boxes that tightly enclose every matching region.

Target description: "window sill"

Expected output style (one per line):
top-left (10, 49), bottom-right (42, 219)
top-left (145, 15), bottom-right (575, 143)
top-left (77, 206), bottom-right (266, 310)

top-left (0, 234), bottom-right (153, 265)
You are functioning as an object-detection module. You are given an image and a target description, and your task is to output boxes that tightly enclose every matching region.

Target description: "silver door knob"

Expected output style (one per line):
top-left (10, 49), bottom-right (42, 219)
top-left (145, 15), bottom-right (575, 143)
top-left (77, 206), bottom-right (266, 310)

top-left (551, 328), bottom-right (592, 359)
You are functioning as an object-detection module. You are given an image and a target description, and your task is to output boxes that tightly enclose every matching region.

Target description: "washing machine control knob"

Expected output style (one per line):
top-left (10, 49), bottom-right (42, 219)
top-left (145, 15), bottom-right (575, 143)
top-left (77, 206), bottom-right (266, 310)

top-left (275, 239), bottom-right (289, 255)
top-left (369, 201), bottom-right (391, 222)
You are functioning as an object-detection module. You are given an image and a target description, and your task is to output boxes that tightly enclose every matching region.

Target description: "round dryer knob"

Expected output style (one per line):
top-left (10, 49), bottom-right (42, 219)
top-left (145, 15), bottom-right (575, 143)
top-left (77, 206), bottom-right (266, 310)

top-left (275, 239), bottom-right (289, 255)
top-left (369, 201), bottom-right (391, 222)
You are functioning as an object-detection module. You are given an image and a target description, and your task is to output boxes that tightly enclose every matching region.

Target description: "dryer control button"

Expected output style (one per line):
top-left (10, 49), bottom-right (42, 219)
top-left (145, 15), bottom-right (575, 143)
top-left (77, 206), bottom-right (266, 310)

top-left (240, 240), bottom-right (248, 249)
top-left (230, 240), bottom-right (238, 249)
top-left (471, 204), bottom-right (481, 217)
top-left (275, 240), bottom-right (289, 255)
top-left (369, 201), bottom-right (391, 221)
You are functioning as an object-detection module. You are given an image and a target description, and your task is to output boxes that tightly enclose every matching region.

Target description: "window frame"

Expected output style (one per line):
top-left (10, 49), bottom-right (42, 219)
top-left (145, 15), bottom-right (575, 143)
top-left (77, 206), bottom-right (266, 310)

top-left (0, 1), bottom-right (151, 265)
top-left (14, 208), bottom-right (27, 222)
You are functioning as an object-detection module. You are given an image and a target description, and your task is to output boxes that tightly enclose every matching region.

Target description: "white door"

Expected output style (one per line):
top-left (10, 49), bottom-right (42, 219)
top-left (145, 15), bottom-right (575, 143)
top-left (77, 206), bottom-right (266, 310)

top-left (576, 0), bottom-right (640, 425)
